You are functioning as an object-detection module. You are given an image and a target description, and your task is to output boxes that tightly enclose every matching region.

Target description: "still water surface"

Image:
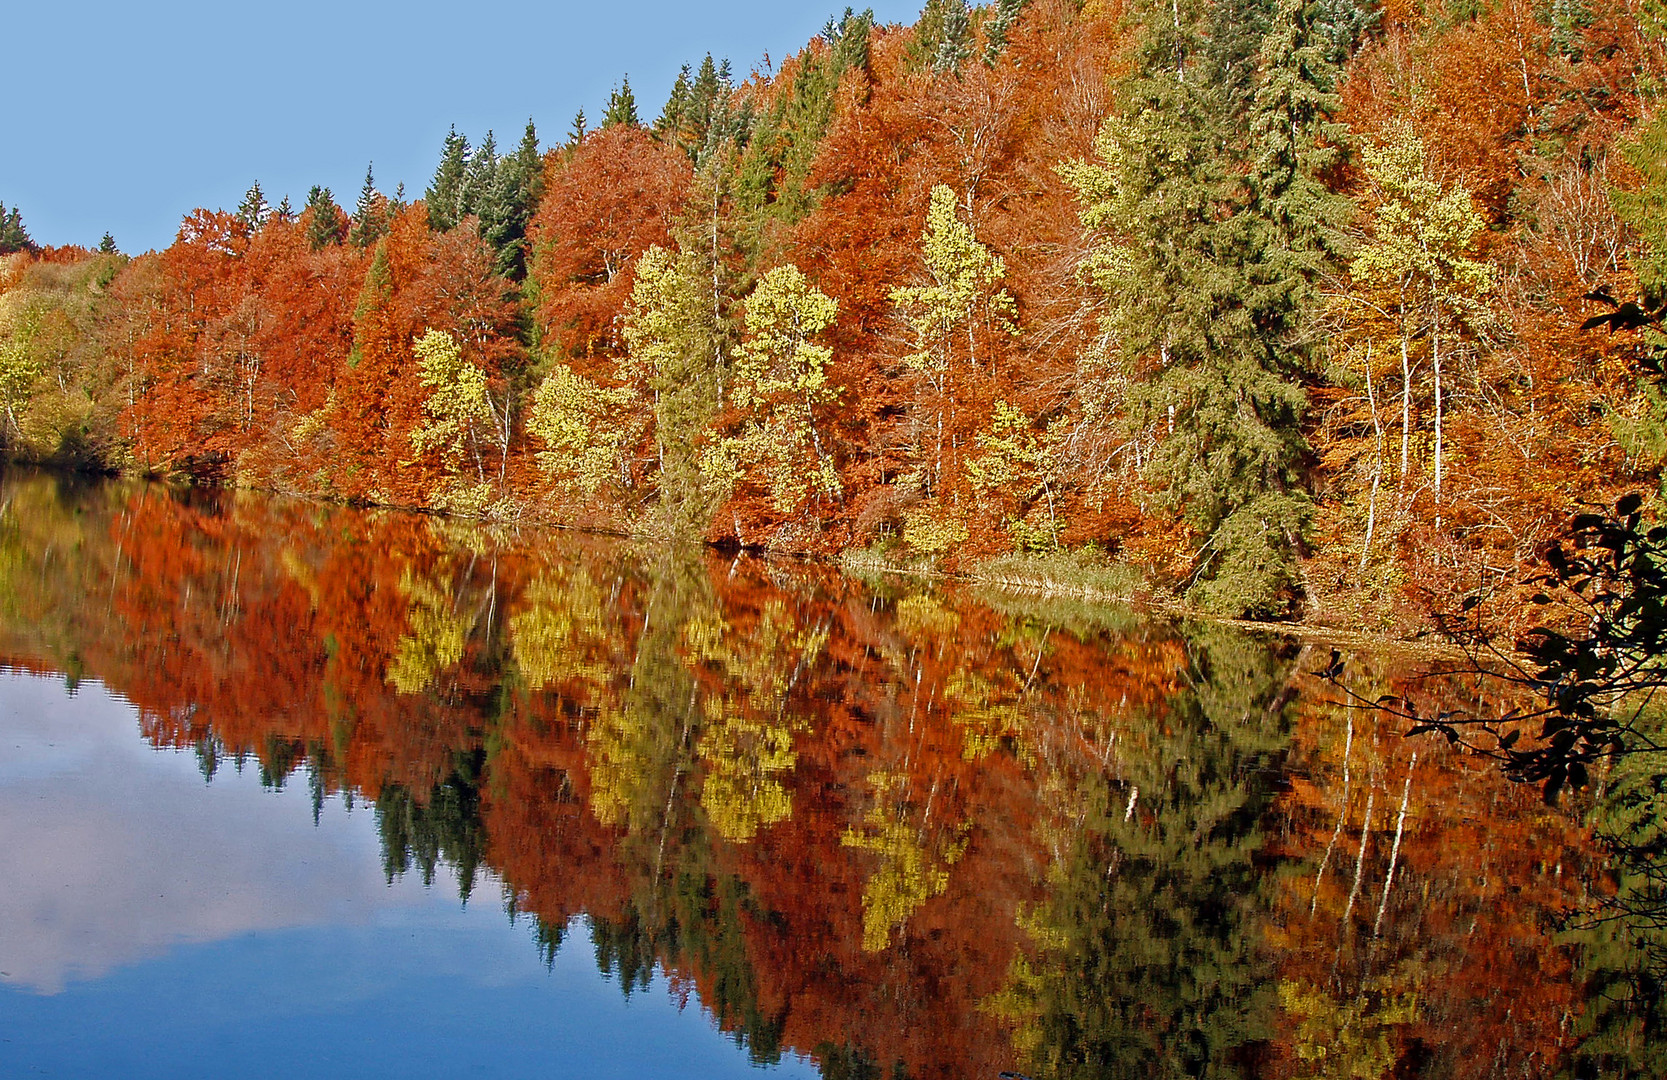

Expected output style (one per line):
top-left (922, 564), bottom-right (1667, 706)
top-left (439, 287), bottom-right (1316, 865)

top-left (0, 469), bottom-right (1659, 1077)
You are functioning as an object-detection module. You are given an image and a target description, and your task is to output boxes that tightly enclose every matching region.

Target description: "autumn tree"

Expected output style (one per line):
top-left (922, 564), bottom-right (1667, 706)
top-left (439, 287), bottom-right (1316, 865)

top-left (527, 125), bottom-right (692, 360)
top-left (408, 328), bottom-right (501, 511)
top-left (1346, 124), bottom-right (1494, 519)
top-left (701, 264), bottom-right (842, 531)
top-left (889, 184), bottom-right (1017, 532)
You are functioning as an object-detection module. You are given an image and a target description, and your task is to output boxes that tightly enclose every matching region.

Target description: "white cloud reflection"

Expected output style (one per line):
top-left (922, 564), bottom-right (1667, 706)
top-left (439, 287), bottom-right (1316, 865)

top-left (0, 670), bottom-right (444, 994)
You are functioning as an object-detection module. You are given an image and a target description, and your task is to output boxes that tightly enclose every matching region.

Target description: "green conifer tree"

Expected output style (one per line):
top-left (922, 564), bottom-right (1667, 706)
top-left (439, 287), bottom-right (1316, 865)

top-left (567, 109), bottom-right (588, 148)
top-left (912, 0), bottom-right (973, 73)
top-left (1064, 0), bottom-right (1339, 618)
top-left (0, 203), bottom-right (33, 255)
top-left (426, 126), bottom-right (471, 233)
top-left (603, 78), bottom-right (642, 128)
top-left (481, 120), bottom-right (543, 278)
top-left (656, 65), bottom-right (694, 142)
top-left (236, 181), bottom-right (269, 232)
top-left (275, 194), bottom-right (295, 223)
top-left (304, 185), bottom-right (343, 251)
top-left (98, 232), bottom-right (118, 254)
top-left (982, 0), bottom-right (1030, 64)
top-left (349, 164), bottom-right (386, 248)
top-left (459, 131), bottom-right (498, 222)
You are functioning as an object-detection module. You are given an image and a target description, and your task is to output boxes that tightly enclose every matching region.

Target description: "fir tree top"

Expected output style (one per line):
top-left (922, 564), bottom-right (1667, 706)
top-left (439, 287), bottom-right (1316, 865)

top-left (603, 77), bottom-right (641, 128)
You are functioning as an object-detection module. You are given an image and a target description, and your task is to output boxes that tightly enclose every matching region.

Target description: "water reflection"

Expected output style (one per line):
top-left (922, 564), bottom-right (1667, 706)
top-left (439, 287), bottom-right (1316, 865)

top-left (0, 467), bottom-right (1656, 1076)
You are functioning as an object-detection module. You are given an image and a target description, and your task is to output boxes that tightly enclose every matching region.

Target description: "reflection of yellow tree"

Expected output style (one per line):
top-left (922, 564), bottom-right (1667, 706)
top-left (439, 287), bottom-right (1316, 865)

top-left (1279, 977), bottom-right (1419, 1080)
top-left (842, 769), bottom-right (969, 952)
top-left (587, 702), bottom-right (656, 829)
top-left (945, 669), bottom-right (1027, 762)
top-left (386, 563), bottom-right (469, 694)
top-left (893, 592), bottom-right (960, 639)
top-left (684, 601), bottom-right (823, 842)
top-left (698, 705), bottom-right (799, 842)
top-left (510, 565), bottom-right (614, 689)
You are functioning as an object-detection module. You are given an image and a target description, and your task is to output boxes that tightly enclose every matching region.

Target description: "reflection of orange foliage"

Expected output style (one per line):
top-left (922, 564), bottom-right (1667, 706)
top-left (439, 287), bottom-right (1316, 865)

top-left (1264, 664), bottom-right (1595, 1078)
top-left (0, 472), bottom-right (1615, 1078)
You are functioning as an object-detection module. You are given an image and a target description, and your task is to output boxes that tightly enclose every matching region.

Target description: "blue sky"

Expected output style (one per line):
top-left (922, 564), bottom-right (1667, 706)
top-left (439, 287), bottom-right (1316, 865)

top-left (6, 0), bottom-right (923, 254)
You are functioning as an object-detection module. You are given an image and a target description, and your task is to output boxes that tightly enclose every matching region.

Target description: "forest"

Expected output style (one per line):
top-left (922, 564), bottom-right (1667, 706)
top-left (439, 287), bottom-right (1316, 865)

top-left (2, 0), bottom-right (1665, 626)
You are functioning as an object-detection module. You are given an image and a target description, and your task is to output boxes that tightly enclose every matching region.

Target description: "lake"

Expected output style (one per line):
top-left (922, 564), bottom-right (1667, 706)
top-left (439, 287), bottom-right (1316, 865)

top-left (0, 467), bottom-right (1659, 1078)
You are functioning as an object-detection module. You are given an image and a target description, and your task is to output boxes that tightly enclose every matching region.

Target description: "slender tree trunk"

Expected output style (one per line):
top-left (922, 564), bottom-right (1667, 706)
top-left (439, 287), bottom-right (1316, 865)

top-left (1432, 302), bottom-right (1444, 527)
top-left (1399, 330), bottom-right (1412, 486)
top-left (1311, 716), bottom-right (1353, 917)
top-left (1362, 345), bottom-right (1383, 572)
top-left (1373, 753), bottom-right (1416, 938)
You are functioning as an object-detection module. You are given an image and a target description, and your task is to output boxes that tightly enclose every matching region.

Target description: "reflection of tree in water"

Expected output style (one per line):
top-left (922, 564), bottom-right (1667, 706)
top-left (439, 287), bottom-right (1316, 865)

top-left (376, 747), bottom-right (489, 900)
top-left (992, 625), bottom-right (1298, 1078)
top-left (589, 872), bottom-right (791, 1066)
top-left (11, 469), bottom-right (1667, 1077)
top-left (1560, 724), bottom-right (1667, 1078)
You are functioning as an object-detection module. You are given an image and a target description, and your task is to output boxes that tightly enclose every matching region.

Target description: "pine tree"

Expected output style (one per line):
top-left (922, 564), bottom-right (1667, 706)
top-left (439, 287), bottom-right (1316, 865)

top-left (304, 185), bottom-right (343, 251)
top-left (349, 164), bottom-right (386, 248)
top-left (982, 0), bottom-right (1030, 64)
top-left (480, 119), bottom-right (543, 278)
top-left (98, 232), bottom-right (118, 254)
top-left (1065, 0), bottom-right (1334, 618)
top-left (275, 195), bottom-right (295, 223)
top-left (426, 126), bottom-right (471, 233)
top-left (0, 202), bottom-right (36, 255)
top-left (459, 130), bottom-right (498, 222)
top-left (602, 77), bottom-right (641, 128)
top-left (236, 181), bottom-right (269, 232)
top-left (567, 109), bottom-right (588, 148)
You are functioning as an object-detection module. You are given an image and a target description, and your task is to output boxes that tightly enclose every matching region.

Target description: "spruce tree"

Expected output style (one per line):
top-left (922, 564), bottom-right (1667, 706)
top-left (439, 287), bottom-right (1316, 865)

top-left (603, 78), bottom-right (641, 128)
top-left (304, 185), bottom-right (343, 251)
top-left (98, 232), bottom-right (118, 254)
top-left (275, 194), bottom-right (295, 223)
top-left (480, 120), bottom-right (543, 278)
top-left (459, 130), bottom-right (498, 223)
top-left (567, 109), bottom-right (588, 148)
top-left (912, 0), bottom-right (973, 74)
top-left (982, 0), bottom-right (1030, 64)
top-left (0, 202), bottom-right (35, 255)
top-left (426, 126), bottom-right (470, 232)
top-left (656, 65), bottom-right (694, 143)
top-left (349, 164), bottom-right (386, 248)
top-left (1066, 0), bottom-right (1339, 618)
top-left (236, 181), bottom-right (269, 231)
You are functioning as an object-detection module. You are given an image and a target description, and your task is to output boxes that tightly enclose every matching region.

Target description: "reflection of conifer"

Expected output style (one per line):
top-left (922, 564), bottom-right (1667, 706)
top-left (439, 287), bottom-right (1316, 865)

top-left (374, 748), bottom-right (489, 900)
top-left (997, 626), bottom-right (1296, 1076)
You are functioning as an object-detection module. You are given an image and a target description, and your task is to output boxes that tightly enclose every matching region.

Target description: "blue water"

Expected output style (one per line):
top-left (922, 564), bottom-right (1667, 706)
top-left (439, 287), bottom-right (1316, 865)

top-left (0, 671), bottom-right (817, 1079)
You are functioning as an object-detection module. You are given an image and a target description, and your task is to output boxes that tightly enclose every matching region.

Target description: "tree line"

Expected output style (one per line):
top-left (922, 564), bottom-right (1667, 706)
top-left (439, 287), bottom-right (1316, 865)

top-left (1, 0), bottom-right (1664, 626)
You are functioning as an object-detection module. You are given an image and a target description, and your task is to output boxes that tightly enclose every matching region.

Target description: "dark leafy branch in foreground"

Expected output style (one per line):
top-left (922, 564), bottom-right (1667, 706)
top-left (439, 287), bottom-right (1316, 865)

top-left (1322, 492), bottom-right (1667, 802)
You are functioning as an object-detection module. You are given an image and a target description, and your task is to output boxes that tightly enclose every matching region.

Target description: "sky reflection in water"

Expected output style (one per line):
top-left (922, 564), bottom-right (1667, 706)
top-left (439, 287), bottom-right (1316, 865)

top-left (0, 670), bottom-right (815, 1079)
